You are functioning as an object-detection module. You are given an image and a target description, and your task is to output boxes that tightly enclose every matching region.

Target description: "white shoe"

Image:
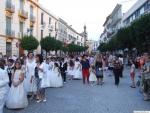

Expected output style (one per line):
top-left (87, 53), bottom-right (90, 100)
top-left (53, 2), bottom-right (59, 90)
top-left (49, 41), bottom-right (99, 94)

top-left (43, 99), bottom-right (47, 102)
top-left (37, 100), bottom-right (42, 103)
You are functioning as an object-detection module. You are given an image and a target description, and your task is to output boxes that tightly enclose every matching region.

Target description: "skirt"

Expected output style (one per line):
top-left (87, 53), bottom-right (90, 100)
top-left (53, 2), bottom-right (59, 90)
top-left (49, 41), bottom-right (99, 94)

top-left (82, 69), bottom-right (90, 78)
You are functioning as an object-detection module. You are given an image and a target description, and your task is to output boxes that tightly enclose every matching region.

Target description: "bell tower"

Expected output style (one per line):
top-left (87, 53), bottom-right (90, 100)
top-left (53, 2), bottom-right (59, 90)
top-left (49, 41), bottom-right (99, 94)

top-left (83, 25), bottom-right (88, 46)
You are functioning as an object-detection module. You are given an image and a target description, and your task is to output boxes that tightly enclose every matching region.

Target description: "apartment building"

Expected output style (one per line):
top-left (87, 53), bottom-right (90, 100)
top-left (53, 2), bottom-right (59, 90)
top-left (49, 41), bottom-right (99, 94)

top-left (123, 0), bottom-right (150, 27)
top-left (0, 0), bottom-right (87, 57)
top-left (100, 4), bottom-right (122, 42)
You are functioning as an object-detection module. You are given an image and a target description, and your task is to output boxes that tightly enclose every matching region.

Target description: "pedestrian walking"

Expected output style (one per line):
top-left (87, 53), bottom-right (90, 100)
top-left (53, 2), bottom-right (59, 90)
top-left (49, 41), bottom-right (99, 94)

top-left (81, 55), bottom-right (90, 84)
top-left (113, 56), bottom-right (122, 86)
top-left (95, 55), bottom-right (103, 85)
top-left (35, 54), bottom-right (46, 103)
top-left (130, 59), bottom-right (136, 88)
top-left (141, 53), bottom-right (150, 101)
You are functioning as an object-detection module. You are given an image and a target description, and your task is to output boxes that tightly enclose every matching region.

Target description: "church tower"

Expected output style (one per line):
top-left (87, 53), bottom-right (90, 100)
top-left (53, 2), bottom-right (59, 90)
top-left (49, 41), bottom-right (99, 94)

top-left (83, 25), bottom-right (88, 46)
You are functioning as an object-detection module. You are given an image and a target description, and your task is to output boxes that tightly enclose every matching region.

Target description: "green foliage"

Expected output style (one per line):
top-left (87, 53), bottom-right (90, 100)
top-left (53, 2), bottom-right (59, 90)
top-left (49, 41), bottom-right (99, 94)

top-left (20, 35), bottom-right (39, 51)
top-left (67, 43), bottom-right (87, 52)
top-left (98, 14), bottom-right (150, 53)
top-left (40, 36), bottom-right (63, 52)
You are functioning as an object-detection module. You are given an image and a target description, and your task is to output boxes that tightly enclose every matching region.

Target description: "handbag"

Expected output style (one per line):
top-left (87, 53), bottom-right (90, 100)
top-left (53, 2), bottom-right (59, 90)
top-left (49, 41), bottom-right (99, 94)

top-left (143, 72), bottom-right (150, 80)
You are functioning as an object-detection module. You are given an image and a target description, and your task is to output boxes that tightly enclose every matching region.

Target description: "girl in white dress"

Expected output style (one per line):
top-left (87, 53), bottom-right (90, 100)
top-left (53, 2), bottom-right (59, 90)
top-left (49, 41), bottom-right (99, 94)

top-left (89, 65), bottom-right (97, 83)
top-left (24, 52), bottom-right (36, 96)
top-left (0, 60), bottom-right (9, 113)
top-left (74, 58), bottom-right (82, 79)
top-left (50, 63), bottom-right (63, 88)
top-left (41, 59), bottom-right (50, 88)
top-left (67, 59), bottom-right (75, 80)
top-left (6, 61), bottom-right (28, 109)
top-left (48, 57), bottom-right (55, 87)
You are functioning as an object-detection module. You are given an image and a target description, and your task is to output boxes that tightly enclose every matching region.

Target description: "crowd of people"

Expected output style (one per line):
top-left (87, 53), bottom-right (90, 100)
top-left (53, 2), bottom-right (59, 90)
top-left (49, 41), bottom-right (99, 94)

top-left (0, 51), bottom-right (150, 113)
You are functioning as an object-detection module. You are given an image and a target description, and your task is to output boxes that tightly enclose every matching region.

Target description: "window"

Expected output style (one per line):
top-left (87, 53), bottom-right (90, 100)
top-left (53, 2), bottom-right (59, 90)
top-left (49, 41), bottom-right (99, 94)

top-left (135, 10), bottom-right (140, 18)
top-left (30, 27), bottom-right (33, 35)
top-left (19, 22), bottom-right (24, 36)
top-left (140, 7), bottom-right (144, 15)
top-left (30, 5), bottom-right (33, 18)
top-left (41, 13), bottom-right (44, 24)
top-left (55, 22), bottom-right (57, 30)
top-left (6, 17), bottom-right (11, 35)
top-left (49, 17), bottom-right (51, 24)
top-left (41, 30), bottom-right (43, 38)
top-left (148, 1), bottom-right (150, 9)
top-left (6, 42), bottom-right (12, 57)
top-left (20, 0), bottom-right (24, 10)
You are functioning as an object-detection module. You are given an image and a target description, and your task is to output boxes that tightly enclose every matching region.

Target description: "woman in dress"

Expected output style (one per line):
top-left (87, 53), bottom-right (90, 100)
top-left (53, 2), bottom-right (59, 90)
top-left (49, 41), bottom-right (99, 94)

top-left (50, 62), bottom-right (63, 88)
top-left (35, 54), bottom-right (46, 103)
top-left (0, 60), bottom-right (9, 113)
top-left (95, 55), bottom-right (103, 85)
top-left (67, 59), bottom-right (75, 80)
top-left (24, 52), bottom-right (36, 97)
top-left (74, 58), bottom-right (82, 79)
top-left (6, 61), bottom-right (28, 109)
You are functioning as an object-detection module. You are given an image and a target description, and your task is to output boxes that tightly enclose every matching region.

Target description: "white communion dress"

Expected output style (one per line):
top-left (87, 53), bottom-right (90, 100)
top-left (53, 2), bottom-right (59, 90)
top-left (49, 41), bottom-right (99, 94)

top-left (73, 61), bottom-right (82, 79)
top-left (50, 67), bottom-right (63, 88)
top-left (6, 70), bottom-right (28, 109)
top-left (24, 59), bottom-right (37, 93)
top-left (89, 69), bottom-right (97, 82)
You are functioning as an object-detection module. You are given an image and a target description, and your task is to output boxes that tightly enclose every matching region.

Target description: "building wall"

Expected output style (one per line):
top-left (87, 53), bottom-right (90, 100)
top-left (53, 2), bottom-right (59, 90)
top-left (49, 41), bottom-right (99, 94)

top-left (0, 0), bottom-right (41, 56)
top-left (123, 0), bottom-right (150, 26)
top-left (0, 0), bottom-right (86, 56)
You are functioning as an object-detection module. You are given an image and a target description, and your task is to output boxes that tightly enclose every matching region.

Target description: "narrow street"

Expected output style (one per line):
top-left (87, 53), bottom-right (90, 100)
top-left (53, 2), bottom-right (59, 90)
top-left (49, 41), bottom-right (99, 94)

top-left (5, 68), bottom-right (150, 113)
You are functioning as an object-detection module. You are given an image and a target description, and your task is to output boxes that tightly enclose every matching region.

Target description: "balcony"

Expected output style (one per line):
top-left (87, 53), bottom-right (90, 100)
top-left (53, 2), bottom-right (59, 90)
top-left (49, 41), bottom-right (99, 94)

top-left (5, 0), bottom-right (15, 14)
top-left (18, 9), bottom-right (28, 19)
top-left (6, 29), bottom-right (15, 38)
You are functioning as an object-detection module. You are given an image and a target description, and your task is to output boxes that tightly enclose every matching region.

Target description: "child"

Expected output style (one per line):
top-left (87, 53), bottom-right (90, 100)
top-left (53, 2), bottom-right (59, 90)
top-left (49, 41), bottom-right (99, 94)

top-left (6, 61), bottom-right (28, 109)
top-left (6, 59), bottom-right (14, 87)
top-left (130, 60), bottom-right (136, 88)
top-left (52, 63), bottom-right (63, 87)
top-left (89, 65), bottom-right (97, 84)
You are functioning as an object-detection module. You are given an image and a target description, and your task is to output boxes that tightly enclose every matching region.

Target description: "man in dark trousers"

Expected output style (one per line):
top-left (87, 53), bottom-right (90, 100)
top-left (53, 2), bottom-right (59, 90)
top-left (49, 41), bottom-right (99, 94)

top-left (7, 59), bottom-right (14, 87)
top-left (60, 58), bottom-right (67, 83)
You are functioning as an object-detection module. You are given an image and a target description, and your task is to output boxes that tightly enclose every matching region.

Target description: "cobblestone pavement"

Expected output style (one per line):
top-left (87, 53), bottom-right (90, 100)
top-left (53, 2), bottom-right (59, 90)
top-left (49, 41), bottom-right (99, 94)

top-left (4, 68), bottom-right (150, 113)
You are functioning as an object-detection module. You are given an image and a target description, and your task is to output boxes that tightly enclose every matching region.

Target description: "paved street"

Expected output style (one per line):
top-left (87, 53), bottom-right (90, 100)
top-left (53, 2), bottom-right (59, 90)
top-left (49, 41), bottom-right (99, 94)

top-left (4, 69), bottom-right (150, 113)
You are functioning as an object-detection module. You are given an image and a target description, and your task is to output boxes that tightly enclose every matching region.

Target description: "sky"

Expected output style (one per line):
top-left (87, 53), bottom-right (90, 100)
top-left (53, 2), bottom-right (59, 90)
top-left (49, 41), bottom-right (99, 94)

top-left (39, 0), bottom-right (138, 41)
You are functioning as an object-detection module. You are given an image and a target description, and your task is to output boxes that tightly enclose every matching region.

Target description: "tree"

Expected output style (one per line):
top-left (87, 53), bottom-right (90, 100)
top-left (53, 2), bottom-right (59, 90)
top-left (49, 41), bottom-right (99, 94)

top-left (54, 40), bottom-right (62, 51)
top-left (131, 14), bottom-right (150, 52)
top-left (20, 35), bottom-right (39, 51)
top-left (40, 36), bottom-right (55, 54)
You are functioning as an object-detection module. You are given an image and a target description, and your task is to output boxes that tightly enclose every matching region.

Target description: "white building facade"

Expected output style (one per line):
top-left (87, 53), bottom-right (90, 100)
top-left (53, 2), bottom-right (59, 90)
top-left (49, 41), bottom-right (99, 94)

top-left (100, 4), bottom-right (122, 42)
top-left (123, 0), bottom-right (150, 27)
top-left (0, 0), bottom-right (86, 57)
